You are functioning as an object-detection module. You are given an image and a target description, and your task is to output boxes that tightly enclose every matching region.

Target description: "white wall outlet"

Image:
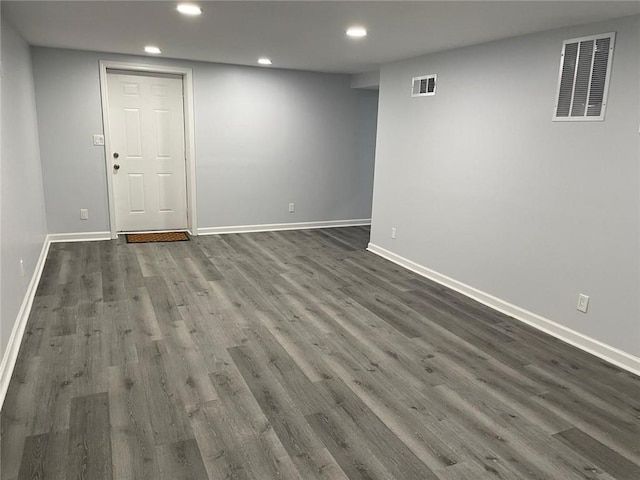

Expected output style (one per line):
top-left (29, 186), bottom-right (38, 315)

top-left (289, 203), bottom-right (295, 213)
top-left (19, 259), bottom-right (25, 277)
top-left (577, 294), bottom-right (589, 313)
top-left (80, 209), bottom-right (89, 220)
top-left (93, 134), bottom-right (105, 146)
top-left (391, 227), bottom-right (397, 239)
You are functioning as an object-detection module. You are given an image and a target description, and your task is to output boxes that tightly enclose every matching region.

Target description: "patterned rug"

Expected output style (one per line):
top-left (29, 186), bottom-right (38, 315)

top-left (125, 232), bottom-right (190, 243)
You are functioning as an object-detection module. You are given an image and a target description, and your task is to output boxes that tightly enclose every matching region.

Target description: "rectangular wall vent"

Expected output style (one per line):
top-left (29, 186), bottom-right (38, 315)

top-left (553, 32), bottom-right (615, 121)
top-left (412, 74), bottom-right (437, 97)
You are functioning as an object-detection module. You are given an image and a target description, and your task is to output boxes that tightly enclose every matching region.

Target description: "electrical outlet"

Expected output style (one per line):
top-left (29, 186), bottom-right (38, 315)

top-left (93, 134), bottom-right (105, 146)
top-left (289, 203), bottom-right (295, 213)
top-left (80, 209), bottom-right (89, 220)
top-left (19, 259), bottom-right (25, 277)
top-left (391, 227), bottom-right (397, 239)
top-left (577, 294), bottom-right (589, 313)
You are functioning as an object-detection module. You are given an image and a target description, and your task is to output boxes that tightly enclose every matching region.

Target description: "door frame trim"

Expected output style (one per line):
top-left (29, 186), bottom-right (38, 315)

top-left (99, 60), bottom-right (198, 239)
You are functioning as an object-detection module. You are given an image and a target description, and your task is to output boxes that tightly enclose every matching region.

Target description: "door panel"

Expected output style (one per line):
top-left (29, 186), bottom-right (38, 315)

top-left (127, 174), bottom-right (146, 213)
top-left (154, 110), bottom-right (171, 157)
top-left (107, 72), bottom-right (187, 232)
top-left (157, 173), bottom-right (176, 212)
top-left (124, 109), bottom-right (143, 157)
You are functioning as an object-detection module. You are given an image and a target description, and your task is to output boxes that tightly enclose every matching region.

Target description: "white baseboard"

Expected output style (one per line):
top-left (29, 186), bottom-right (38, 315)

top-left (5, 232), bottom-right (631, 412)
top-left (198, 219), bottom-right (371, 236)
top-left (367, 243), bottom-right (640, 376)
top-left (0, 237), bottom-right (51, 409)
top-left (48, 231), bottom-right (111, 243)
top-left (0, 222), bottom-right (370, 407)
top-left (0, 230), bottom-right (113, 409)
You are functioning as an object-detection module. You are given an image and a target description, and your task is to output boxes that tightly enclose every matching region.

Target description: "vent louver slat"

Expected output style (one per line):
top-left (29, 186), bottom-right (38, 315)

top-left (553, 32), bottom-right (615, 122)
top-left (570, 40), bottom-right (594, 117)
top-left (556, 42), bottom-right (578, 117)
top-left (427, 77), bottom-right (436, 93)
top-left (586, 37), bottom-right (611, 117)
top-left (412, 80), bottom-right (421, 96)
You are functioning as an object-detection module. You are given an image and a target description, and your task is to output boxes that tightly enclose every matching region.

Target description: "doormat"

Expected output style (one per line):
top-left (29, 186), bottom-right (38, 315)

top-left (125, 232), bottom-right (190, 243)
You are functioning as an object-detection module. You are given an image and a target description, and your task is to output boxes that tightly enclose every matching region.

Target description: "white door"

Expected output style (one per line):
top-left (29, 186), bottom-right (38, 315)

top-left (107, 72), bottom-right (187, 232)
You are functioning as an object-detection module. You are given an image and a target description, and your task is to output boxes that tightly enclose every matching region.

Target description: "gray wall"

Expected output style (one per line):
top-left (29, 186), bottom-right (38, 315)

top-left (371, 15), bottom-right (640, 356)
top-left (0, 18), bottom-right (48, 355)
top-left (31, 48), bottom-right (379, 234)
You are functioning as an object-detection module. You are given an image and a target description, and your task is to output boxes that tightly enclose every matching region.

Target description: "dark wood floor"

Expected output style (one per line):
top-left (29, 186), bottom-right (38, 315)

top-left (1, 226), bottom-right (639, 479)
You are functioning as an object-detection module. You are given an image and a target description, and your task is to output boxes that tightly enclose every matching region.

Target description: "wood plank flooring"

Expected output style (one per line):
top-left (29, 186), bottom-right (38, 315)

top-left (1, 226), bottom-right (639, 480)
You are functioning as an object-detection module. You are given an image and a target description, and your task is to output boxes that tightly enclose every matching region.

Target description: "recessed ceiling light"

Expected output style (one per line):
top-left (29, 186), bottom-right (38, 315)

top-left (144, 45), bottom-right (162, 54)
top-left (258, 57), bottom-right (273, 65)
top-left (346, 26), bottom-right (367, 38)
top-left (177, 3), bottom-right (202, 16)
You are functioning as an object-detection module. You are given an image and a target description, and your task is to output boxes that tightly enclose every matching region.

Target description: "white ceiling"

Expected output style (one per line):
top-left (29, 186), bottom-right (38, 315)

top-left (3, 1), bottom-right (639, 74)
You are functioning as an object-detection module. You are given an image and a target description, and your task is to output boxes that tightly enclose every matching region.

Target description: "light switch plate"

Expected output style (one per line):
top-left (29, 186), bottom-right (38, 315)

top-left (93, 134), bottom-right (105, 146)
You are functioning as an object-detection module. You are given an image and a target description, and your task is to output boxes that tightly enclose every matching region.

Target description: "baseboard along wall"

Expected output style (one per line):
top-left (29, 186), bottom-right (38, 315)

top-left (198, 219), bottom-right (372, 235)
top-left (0, 238), bottom-right (51, 409)
top-left (0, 231), bottom-right (111, 408)
top-left (367, 243), bottom-right (640, 376)
top-left (47, 231), bottom-right (112, 242)
top-left (2, 227), bottom-right (636, 410)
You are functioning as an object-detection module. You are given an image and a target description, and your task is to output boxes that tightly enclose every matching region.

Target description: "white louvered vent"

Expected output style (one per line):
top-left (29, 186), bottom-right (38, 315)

top-left (412, 74), bottom-right (437, 97)
top-left (553, 32), bottom-right (615, 121)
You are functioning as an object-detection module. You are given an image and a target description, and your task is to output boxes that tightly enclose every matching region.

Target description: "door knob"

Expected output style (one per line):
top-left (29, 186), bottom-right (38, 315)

top-left (113, 152), bottom-right (119, 159)
top-left (113, 164), bottom-right (120, 170)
